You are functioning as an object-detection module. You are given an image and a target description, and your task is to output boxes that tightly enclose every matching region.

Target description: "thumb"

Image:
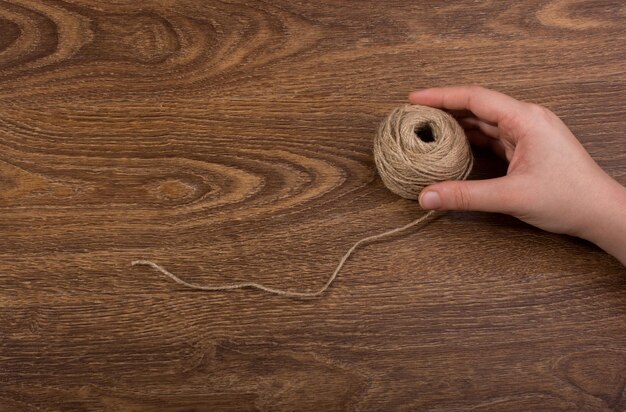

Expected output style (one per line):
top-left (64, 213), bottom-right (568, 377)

top-left (418, 177), bottom-right (518, 213)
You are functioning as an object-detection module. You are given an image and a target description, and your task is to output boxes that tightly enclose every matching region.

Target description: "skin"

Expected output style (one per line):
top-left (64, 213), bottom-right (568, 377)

top-left (408, 86), bottom-right (626, 265)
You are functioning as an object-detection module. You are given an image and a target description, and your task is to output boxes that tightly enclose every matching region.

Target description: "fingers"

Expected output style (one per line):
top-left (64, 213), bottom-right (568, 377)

top-left (408, 86), bottom-right (526, 136)
top-left (457, 117), bottom-right (500, 139)
top-left (464, 129), bottom-right (491, 147)
top-left (418, 177), bottom-right (520, 214)
top-left (465, 130), bottom-right (510, 161)
top-left (444, 109), bottom-right (475, 119)
top-left (457, 117), bottom-right (512, 161)
top-left (444, 109), bottom-right (497, 126)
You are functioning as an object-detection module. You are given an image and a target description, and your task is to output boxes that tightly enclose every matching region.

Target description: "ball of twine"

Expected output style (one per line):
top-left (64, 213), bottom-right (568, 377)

top-left (374, 104), bottom-right (473, 200)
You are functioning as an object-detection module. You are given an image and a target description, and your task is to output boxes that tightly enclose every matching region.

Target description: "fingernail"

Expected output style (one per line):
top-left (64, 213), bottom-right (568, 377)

top-left (420, 191), bottom-right (441, 209)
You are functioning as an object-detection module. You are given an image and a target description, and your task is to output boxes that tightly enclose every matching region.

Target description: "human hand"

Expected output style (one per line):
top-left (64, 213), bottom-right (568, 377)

top-left (408, 86), bottom-right (626, 265)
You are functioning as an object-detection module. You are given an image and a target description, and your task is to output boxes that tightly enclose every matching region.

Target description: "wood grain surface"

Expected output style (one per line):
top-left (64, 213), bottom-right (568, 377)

top-left (1, 0), bottom-right (625, 410)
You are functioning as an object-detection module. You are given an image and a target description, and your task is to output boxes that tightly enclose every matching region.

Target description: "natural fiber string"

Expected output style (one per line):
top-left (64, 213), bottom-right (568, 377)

top-left (132, 104), bottom-right (473, 297)
top-left (131, 210), bottom-right (435, 298)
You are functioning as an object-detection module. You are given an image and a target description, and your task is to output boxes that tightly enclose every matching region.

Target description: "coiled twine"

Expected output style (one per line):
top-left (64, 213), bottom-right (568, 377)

top-left (132, 104), bottom-right (474, 297)
top-left (374, 104), bottom-right (473, 199)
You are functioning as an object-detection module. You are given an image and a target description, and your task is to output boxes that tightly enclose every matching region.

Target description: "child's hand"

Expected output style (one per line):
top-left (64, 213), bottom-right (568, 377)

top-left (408, 86), bottom-right (626, 265)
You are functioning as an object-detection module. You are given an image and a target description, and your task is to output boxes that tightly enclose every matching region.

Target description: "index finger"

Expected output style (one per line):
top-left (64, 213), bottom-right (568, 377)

top-left (408, 86), bottom-right (526, 128)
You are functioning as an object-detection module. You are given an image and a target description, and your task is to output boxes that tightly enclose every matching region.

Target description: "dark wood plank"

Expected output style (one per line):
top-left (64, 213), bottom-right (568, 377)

top-left (0, 0), bottom-right (624, 410)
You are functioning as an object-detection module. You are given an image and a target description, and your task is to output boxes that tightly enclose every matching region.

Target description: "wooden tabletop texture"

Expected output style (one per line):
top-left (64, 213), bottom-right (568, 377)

top-left (1, 0), bottom-right (625, 411)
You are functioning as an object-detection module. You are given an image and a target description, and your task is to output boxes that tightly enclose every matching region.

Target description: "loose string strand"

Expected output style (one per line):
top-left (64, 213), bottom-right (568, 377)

top-left (132, 210), bottom-right (436, 297)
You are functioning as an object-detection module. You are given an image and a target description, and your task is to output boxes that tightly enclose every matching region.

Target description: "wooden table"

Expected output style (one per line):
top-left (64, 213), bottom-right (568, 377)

top-left (1, 1), bottom-right (624, 410)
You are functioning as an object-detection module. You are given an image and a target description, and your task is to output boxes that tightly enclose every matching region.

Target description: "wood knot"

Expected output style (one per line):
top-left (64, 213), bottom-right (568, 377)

top-left (156, 179), bottom-right (196, 201)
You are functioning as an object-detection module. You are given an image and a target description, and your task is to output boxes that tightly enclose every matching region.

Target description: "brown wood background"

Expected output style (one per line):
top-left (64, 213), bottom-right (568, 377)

top-left (1, 0), bottom-right (625, 410)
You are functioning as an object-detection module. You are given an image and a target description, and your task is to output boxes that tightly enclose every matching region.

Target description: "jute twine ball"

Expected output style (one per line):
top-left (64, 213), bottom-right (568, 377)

top-left (373, 104), bottom-right (474, 200)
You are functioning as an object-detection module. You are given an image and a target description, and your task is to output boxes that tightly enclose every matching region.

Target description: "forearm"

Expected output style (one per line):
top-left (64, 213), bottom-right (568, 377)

top-left (581, 178), bottom-right (626, 265)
